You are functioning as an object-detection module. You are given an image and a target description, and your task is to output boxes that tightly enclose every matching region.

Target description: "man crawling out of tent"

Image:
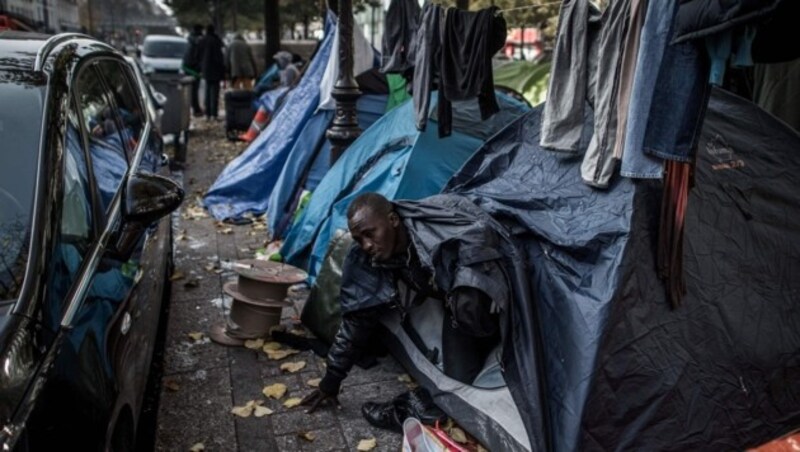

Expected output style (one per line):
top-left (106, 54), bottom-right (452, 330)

top-left (300, 192), bottom-right (510, 430)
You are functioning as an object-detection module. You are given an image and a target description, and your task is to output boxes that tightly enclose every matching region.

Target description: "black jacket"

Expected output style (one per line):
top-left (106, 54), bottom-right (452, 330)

top-left (672, 0), bottom-right (784, 44)
top-left (199, 33), bottom-right (225, 82)
top-left (182, 32), bottom-right (203, 73)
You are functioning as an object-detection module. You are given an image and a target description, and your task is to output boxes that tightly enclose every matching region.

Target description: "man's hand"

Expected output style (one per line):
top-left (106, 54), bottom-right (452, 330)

top-left (300, 389), bottom-right (341, 414)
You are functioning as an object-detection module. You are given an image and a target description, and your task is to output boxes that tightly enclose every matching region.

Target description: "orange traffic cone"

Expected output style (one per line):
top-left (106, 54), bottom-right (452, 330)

top-left (238, 107), bottom-right (271, 142)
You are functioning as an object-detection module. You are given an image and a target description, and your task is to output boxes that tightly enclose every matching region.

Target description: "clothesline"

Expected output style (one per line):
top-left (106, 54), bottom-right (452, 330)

top-left (496, 1), bottom-right (562, 14)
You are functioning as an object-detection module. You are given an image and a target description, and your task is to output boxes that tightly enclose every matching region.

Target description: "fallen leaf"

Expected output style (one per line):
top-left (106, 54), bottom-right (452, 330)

top-left (189, 443), bottom-right (205, 451)
top-left (253, 404), bottom-right (274, 417)
top-left (265, 348), bottom-right (300, 360)
top-left (298, 431), bottom-right (316, 442)
top-left (357, 438), bottom-right (377, 451)
top-left (252, 223), bottom-right (267, 231)
top-left (306, 378), bottom-right (321, 388)
top-left (280, 361), bottom-right (306, 373)
top-left (262, 342), bottom-right (282, 351)
top-left (231, 401), bottom-right (256, 417)
top-left (204, 263), bottom-right (217, 272)
top-left (397, 374), bottom-right (413, 383)
top-left (169, 271), bottom-right (185, 281)
top-left (187, 332), bottom-right (204, 342)
top-left (262, 383), bottom-right (287, 399)
top-left (163, 379), bottom-right (180, 392)
top-left (449, 427), bottom-right (468, 444)
top-left (219, 227), bottom-right (234, 235)
top-left (283, 397), bottom-right (302, 408)
top-left (183, 278), bottom-right (200, 289)
top-left (244, 338), bottom-right (265, 349)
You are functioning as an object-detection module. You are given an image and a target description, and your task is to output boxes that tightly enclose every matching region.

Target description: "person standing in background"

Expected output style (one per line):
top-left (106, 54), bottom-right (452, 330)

top-left (198, 24), bottom-right (225, 120)
top-left (226, 33), bottom-right (257, 90)
top-left (182, 24), bottom-right (205, 117)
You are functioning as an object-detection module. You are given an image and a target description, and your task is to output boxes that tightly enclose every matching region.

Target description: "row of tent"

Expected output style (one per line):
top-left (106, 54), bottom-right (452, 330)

top-left (202, 14), bottom-right (800, 452)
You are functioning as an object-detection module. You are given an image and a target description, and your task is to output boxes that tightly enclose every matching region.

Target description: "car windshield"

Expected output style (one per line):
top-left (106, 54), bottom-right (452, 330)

top-left (142, 39), bottom-right (187, 59)
top-left (0, 71), bottom-right (44, 302)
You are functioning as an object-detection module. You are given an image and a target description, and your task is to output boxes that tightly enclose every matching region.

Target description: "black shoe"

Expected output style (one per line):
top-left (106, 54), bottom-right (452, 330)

top-left (361, 400), bottom-right (405, 433)
top-left (394, 388), bottom-right (447, 426)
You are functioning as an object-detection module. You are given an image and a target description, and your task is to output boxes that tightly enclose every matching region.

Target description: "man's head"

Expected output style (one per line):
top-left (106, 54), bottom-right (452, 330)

top-left (347, 193), bottom-right (407, 262)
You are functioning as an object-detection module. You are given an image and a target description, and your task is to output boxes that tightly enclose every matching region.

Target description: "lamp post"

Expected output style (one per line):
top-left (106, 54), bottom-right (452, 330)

top-left (326, 0), bottom-right (362, 164)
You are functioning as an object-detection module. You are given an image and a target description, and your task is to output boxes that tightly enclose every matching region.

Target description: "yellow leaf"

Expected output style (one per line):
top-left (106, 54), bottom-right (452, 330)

top-left (218, 227), bottom-right (234, 235)
top-left (306, 378), bottom-right (321, 388)
top-left (262, 383), bottom-right (287, 400)
top-left (262, 342), bottom-right (282, 351)
top-left (187, 332), bottom-right (204, 342)
top-left (283, 397), bottom-right (302, 408)
top-left (397, 374), bottom-right (413, 383)
top-left (189, 443), bottom-right (205, 451)
top-left (280, 361), bottom-right (306, 373)
top-left (253, 404), bottom-right (274, 417)
top-left (231, 401), bottom-right (255, 417)
top-left (169, 271), bottom-right (185, 281)
top-left (265, 348), bottom-right (300, 360)
top-left (298, 431), bottom-right (316, 442)
top-left (357, 438), bottom-right (377, 451)
top-left (450, 427), bottom-right (468, 444)
top-left (164, 379), bottom-right (181, 392)
top-left (244, 338), bottom-right (265, 349)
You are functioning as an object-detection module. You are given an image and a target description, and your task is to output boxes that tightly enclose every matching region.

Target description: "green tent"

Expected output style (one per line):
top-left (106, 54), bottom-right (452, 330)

top-left (493, 60), bottom-right (551, 106)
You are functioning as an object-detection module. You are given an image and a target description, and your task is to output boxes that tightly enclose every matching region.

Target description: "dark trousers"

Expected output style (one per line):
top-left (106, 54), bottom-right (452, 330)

top-left (205, 80), bottom-right (220, 119)
top-left (190, 77), bottom-right (202, 114)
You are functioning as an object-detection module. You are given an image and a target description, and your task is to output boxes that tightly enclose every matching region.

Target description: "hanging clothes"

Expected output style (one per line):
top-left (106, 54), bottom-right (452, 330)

top-left (579, 0), bottom-right (633, 188)
top-left (539, 0), bottom-right (599, 153)
top-left (381, 0), bottom-right (421, 75)
top-left (413, 4), bottom-right (506, 137)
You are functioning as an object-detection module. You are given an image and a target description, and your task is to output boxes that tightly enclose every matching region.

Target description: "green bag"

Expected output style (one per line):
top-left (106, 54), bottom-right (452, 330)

top-left (301, 229), bottom-right (353, 344)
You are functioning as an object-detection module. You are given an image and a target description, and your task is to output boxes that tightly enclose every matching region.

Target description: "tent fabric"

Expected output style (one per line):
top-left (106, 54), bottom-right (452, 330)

top-left (256, 85), bottom-right (289, 112)
top-left (492, 60), bottom-right (551, 106)
top-left (266, 94), bottom-right (387, 239)
top-left (281, 92), bottom-right (529, 284)
top-left (203, 17), bottom-right (335, 221)
top-left (580, 87), bottom-right (800, 450)
top-left (318, 16), bottom-right (376, 110)
top-left (443, 87), bottom-right (800, 450)
top-left (445, 105), bottom-right (632, 452)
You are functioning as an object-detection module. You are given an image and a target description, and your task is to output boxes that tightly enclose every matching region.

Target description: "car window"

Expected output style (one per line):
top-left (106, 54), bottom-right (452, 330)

top-left (75, 63), bottom-right (130, 214)
top-left (142, 39), bottom-right (187, 59)
top-left (0, 71), bottom-right (44, 301)
top-left (95, 60), bottom-right (145, 160)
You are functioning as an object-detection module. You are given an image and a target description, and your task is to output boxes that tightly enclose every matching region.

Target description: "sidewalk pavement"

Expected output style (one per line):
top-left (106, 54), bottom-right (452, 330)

top-left (154, 118), bottom-right (408, 451)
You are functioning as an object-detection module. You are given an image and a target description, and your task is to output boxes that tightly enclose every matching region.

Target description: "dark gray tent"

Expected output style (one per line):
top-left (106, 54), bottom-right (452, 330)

top-left (376, 87), bottom-right (800, 451)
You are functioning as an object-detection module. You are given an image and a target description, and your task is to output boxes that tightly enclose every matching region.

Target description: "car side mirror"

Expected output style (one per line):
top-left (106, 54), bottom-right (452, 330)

top-left (123, 172), bottom-right (184, 225)
top-left (113, 172), bottom-right (183, 259)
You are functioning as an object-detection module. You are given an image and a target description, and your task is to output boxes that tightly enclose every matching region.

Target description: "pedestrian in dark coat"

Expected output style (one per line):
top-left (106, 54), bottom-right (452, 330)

top-left (199, 24), bottom-right (225, 119)
top-left (182, 24), bottom-right (204, 116)
top-left (226, 33), bottom-right (257, 89)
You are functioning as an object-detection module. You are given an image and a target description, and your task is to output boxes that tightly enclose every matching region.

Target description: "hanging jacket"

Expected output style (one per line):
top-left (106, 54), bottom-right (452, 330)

top-left (671, 0), bottom-right (784, 44)
top-left (381, 0), bottom-right (421, 74)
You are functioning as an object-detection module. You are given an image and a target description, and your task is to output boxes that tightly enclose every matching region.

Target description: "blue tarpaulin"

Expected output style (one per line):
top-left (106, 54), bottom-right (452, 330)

top-left (203, 17), bottom-right (334, 221)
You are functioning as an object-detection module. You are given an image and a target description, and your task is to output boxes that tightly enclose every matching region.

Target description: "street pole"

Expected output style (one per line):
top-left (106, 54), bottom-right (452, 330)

top-left (326, 0), bottom-right (361, 164)
top-left (264, 0), bottom-right (280, 66)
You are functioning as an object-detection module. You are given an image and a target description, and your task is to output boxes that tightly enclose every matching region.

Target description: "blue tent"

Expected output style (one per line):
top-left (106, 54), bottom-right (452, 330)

top-left (281, 93), bottom-right (530, 283)
top-left (203, 16), bottom-right (386, 221)
top-left (266, 94), bottom-right (387, 238)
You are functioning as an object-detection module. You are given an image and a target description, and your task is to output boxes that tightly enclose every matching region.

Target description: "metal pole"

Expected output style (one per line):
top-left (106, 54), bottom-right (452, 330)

top-left (326, 0), bottom-right (361, 164)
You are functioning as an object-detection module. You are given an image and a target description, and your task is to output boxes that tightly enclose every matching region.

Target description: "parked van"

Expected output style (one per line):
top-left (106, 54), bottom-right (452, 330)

top-left (140, 34), bottom-right (188, 74)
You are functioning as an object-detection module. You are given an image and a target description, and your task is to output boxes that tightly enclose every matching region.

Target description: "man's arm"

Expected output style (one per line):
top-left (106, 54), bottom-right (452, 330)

top-left (301, 305), bottom-right (384, 413)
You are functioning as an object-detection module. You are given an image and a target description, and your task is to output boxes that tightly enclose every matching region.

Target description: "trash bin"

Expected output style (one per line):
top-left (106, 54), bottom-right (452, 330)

top-left (148, 73), bottom-right (192, 162)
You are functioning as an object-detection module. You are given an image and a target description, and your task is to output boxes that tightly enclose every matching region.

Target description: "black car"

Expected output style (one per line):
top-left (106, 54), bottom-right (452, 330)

top-left (0, 31), bottom-right (183, 450)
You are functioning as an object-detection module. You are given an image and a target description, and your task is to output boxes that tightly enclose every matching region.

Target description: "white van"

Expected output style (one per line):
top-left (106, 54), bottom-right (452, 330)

top-left (140, 34), bottom-right (188, 74)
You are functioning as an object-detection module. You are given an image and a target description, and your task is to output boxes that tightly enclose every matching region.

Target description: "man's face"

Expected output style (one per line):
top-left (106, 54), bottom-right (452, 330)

top-left (348, 206), bottom-right (399, 263)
